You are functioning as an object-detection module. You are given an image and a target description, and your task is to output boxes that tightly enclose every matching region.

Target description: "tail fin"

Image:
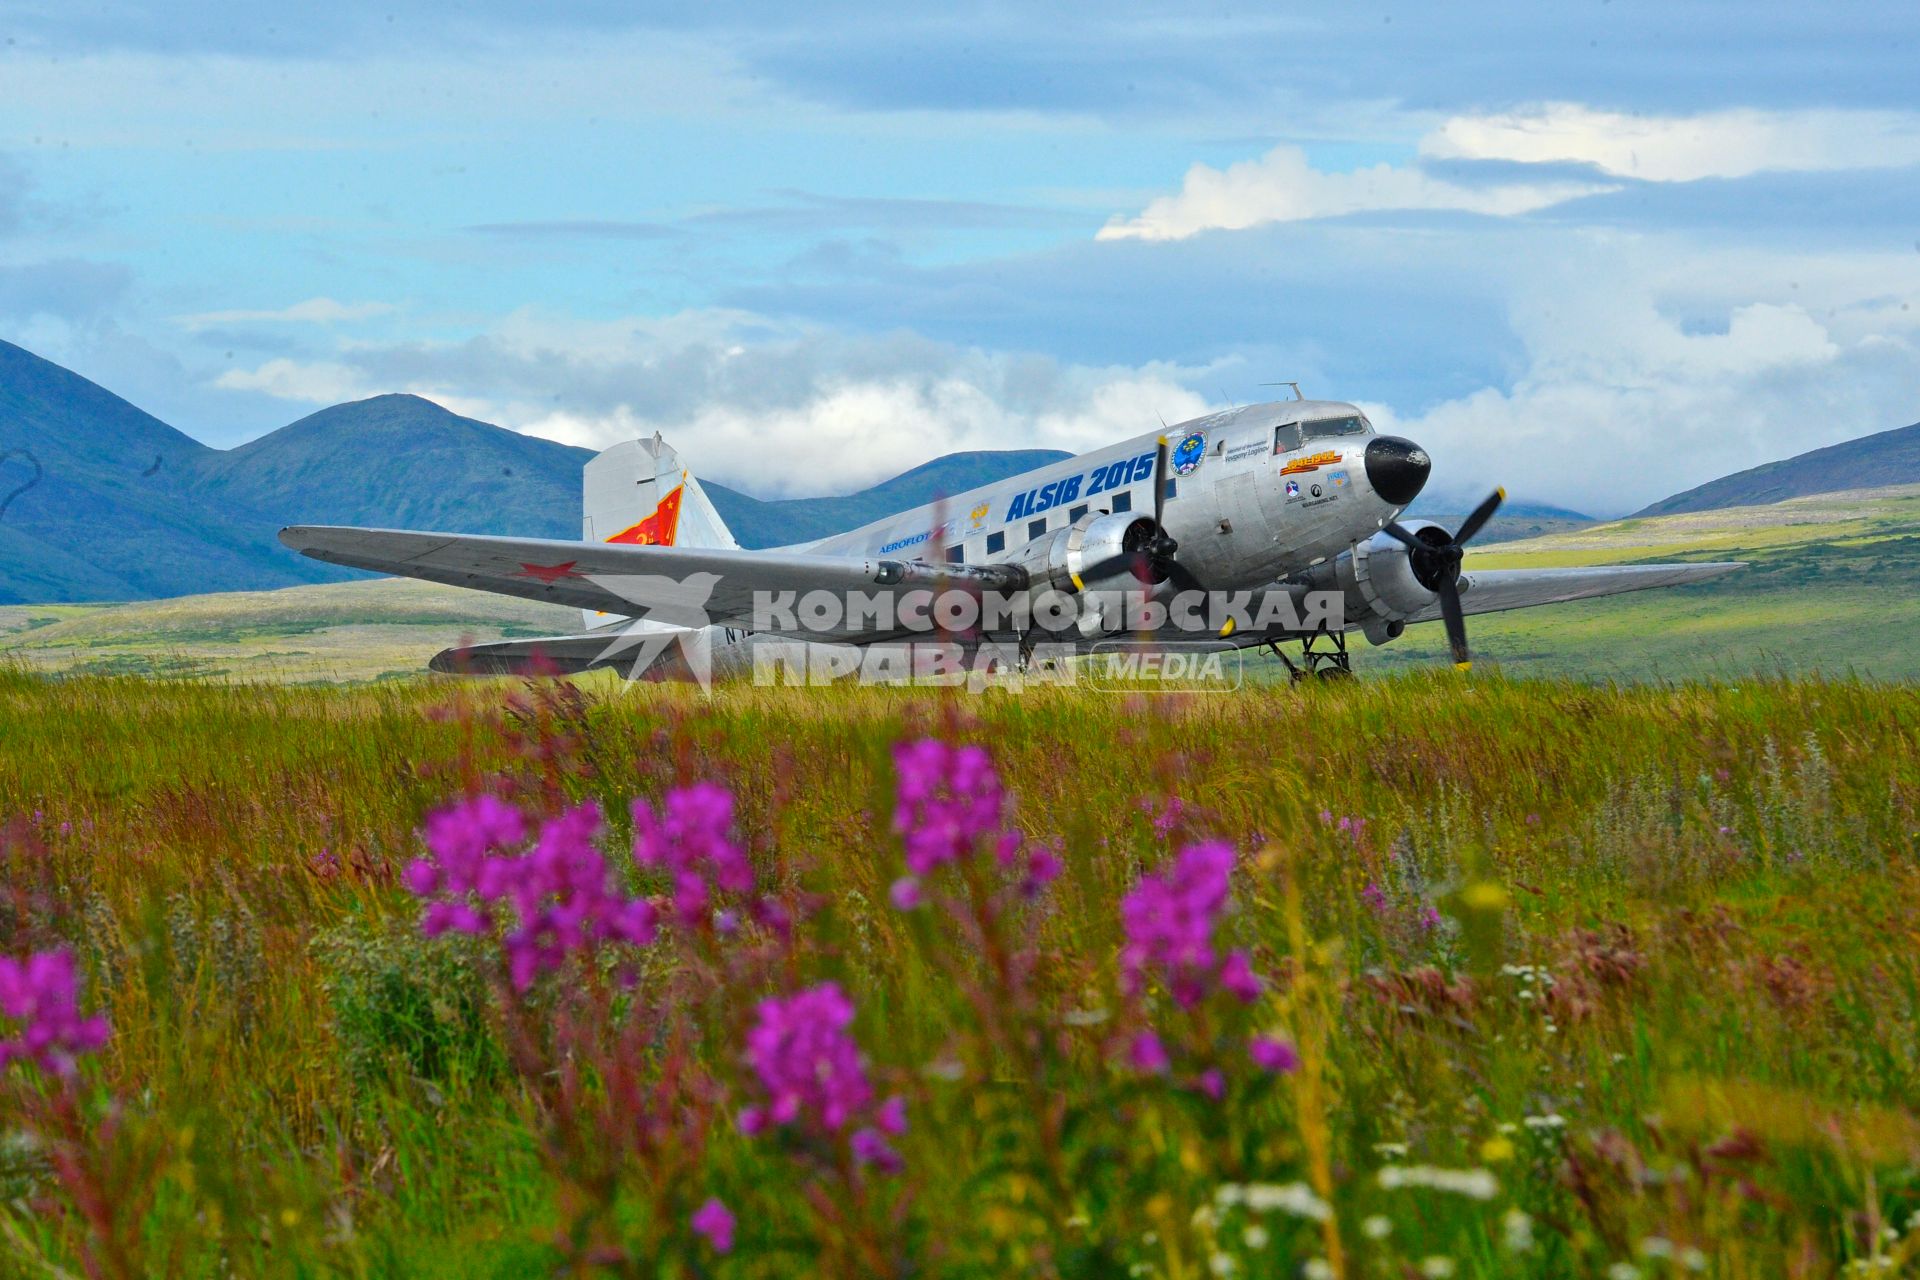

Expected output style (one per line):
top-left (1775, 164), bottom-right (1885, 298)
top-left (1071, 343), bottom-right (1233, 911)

top-left (581, 433), bottom-right (738, 628)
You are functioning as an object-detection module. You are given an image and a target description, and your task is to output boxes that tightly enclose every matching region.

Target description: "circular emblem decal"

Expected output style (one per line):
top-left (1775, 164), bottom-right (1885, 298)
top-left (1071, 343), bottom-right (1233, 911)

top-left (1170, 431), bottom-right (1207, 476)
top-left (1310, 483), bottom-right (1323, 498)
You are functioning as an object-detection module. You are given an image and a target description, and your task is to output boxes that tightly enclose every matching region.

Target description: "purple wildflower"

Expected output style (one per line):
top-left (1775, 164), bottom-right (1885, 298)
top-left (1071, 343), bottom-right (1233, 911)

top-left (1195, 1068), bottom-right (1226, 1101)
top-left (892, 739), bottom-right (1006, 875)
top-left (1249, 1035), bottom-right (1300, 1074)
top-left (0, 949), bottom-right (110, 1077)
top-left (739, 983), bottom-right (874, 1135)
top-left (1361, 880), bottom-right (1390, 916)
top-left (850, 1126), bottom-right (904, 1173)
top-left (406, 796), bottom-right (660, 989)
top-left (889, 876), bottom-right (924, 911)
top-left (632, 782), bottom-right (753, 927)
top-left (1120, 841), bottom-right (1261, 1009)
top-left (1218, 949), bottom-right (1263, 1003)
top-left (691, 1197), bottom-right (735, 1253)
top-left (1129, 1030), bottom-right (1171, 1074)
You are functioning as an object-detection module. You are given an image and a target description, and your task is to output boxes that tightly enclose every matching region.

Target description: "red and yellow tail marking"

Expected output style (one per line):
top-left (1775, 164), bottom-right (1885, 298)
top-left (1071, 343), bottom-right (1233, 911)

top-left (605, 482), bottom-right (685, 547)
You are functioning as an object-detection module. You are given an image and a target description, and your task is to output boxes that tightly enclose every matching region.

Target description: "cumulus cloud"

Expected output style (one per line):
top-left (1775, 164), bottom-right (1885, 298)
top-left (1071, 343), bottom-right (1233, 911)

top-left (1370, 241), bottom-right (1920, 515)
top-left (214, 309), bottom-right (1214, 497)
top-left (1422, 104), bottom-right (1920, 183)
top-left (1096, 145), bottom-right (1614, 241)
top-left (177, 298), bottom-right (395, 329)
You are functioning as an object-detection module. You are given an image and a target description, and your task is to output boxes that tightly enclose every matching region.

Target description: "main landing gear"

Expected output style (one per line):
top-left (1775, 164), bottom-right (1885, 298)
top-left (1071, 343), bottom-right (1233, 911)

top-left (1269, 629), bottom-right (1354, 682)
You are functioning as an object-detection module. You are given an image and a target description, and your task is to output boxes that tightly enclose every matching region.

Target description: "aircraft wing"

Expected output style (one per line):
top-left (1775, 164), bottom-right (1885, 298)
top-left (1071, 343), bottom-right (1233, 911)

top-left (1406, 561), bottom-right (1744, 622)
top-left (277, 525), bottom-right (1010, 643)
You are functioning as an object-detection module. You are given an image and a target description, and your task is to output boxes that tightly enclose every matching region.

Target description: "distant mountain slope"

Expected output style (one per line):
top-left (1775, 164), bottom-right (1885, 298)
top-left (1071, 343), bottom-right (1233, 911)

top-left (0, 339), bottom-right (335, 603)
top-left (1635, 420), bottom-right (1920, 517)
top-left (187, 395), bottom-right (596, 540)
top-left (705, 449), bottom-right (1074, 547)
top-left (1405, 494), bottom-right (1593, 544)
top-left (0, 338), bottom-right (1083, 601)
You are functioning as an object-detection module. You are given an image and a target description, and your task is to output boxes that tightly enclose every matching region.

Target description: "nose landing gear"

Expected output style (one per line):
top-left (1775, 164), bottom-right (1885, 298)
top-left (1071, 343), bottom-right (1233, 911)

top-left (1269, 629), bottom-right (1353, 682)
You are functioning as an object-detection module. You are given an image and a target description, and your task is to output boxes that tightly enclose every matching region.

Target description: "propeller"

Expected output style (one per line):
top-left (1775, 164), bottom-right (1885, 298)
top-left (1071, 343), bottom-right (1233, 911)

top-left (1378, 487), bottom-right (1505, 670)
top-left (1079, 436), bottom-right (1205, 591)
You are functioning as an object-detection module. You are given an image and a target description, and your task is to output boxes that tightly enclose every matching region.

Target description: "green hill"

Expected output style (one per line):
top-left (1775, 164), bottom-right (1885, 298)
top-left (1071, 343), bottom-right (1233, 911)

top-left (0, 338), bottom-right (1075, 601)
top-left (1635, 420), bottom-right (1920, 516)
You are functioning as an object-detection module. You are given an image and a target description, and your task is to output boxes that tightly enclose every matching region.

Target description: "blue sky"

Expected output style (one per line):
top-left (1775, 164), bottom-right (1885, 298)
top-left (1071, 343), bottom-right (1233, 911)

top-left (1, 1), bottom-right (1916, 513)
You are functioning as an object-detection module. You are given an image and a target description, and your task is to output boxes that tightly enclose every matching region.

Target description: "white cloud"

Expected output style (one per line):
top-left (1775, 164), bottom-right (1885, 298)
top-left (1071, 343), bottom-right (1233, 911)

top-left (1096, 144), bottom-right (1613, 241)
top-left (179, 297), bottom-right (394, 329)
top-left (1370, 239), bottom-right (1920, 515)
top-left (1422, 104), bottom-right (1920, 183)
top-left (214, 309), bottom-right (1215, 497)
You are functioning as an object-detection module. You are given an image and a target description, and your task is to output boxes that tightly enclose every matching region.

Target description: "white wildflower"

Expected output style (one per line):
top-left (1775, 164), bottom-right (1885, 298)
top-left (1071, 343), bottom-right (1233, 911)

top-left (1377, 1165), bottom-right (1501, 1200)
top-left (1639, 1236), bottom-right (1674, 1260)
top-left (1523, 1114), bottom-right (1567, 1131)
top-left (1362, 1214), bottom-right (1392, 1240)
top-left (1608, 1265), bottom-right (1641, 1280)
top-left (1503, 1208), bottom-right (1535, 1253)
top-left (1239, 1182), bottom-right (1332, 1221)
top-left (1373, 1141), bottom-right (1409, 1157)
top-left (1242, 1225), bottom-right (1269, 1249)
top-left (1303, 1261), bottom-right (1335, 1280)
top-left (1209, 1253), bottom-right (1237, 1277)
top-left (1420, 1258), bottom-right (1457, 1278)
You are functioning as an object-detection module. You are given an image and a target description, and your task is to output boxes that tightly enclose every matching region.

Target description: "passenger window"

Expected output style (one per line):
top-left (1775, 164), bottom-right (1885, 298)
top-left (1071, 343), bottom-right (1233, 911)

top-left (1111, 491), bottom-right (1132, 513)
top-left (1164, 478), bottom-right (1178, 501)
top-left (1273, 423), bottom-right (1302, 453)
top-left (1027, 518), bottom-right (1047, 541)
top-left (945, 544), bottom-right (965, 565)
top-left (985, 530), bottom-right (1005, 555)
top-left (1069, 504), bottom-right (1089, 522)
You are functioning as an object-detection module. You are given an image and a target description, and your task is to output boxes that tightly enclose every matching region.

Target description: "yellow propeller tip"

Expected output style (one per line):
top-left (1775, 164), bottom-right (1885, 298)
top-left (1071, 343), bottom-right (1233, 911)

top-left (1454, 661), bottom-right (1472, 672)
top-left (1218, 617), bottom-right (1237, 638)
top-left (1496, 486), bottom-right (1507, 500)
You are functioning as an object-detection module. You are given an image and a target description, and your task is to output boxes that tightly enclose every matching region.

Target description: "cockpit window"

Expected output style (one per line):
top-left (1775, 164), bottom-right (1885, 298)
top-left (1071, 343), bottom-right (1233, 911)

top-left (1303, 415), bottom-right (1369, 439)
top-left (1273, 423), bottom-right (1302, 454)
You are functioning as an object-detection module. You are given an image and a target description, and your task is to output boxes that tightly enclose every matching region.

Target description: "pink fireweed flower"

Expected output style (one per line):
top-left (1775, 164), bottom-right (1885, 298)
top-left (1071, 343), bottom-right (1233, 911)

top-left (406, 797), bottom-right (660, 988)
top-left (1129, 1029), bottom-right (1171, 1074)
top-left (691, 1197), bottom-right (735, 1253)
top-left (1120, 841), bottom-right (1262, 1009)
top-left (891, 738), bottom-right (1006, 876)
top-left (632, 781), bottom-right (753, 927)
top-left (0, 949), bottom-right (110, 1077)
top-left (1249, 1035), bottom-right (1300, 1074)
top-left (889, 738), bottom-right (1055, 908)
top-left (738, 983), bottom-right (908, 1172)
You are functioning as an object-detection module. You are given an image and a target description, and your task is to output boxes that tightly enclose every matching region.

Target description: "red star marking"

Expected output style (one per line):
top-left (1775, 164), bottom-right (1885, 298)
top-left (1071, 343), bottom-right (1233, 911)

top-left (515, 560), bottom-right (584, 583)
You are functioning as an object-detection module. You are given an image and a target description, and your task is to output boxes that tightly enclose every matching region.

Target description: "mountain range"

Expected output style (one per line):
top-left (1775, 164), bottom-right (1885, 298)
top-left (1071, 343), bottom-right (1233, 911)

top-left (1633, 419), bottom-right (1920, 517)
top-left (4, 336), bottom-right (1914, 604)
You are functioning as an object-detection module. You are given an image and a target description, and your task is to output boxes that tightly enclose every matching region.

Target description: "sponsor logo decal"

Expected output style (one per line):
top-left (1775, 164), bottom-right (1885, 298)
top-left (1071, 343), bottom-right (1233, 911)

top-left (606, 483), bottom-right (685, 546)
top-left (1279, 450), bottom-right (1342, 476)
top-left (1171, 431), bottom-right (1207, 476)
top-left (1330, 469), bottom-right (1349, 487)
top-left (1310, 483), bottom-right (1323, 498)
top-left (879, 530), bottom-right (932, 554)
top-left (1285, 479), bottom-right (1301, 499)
top-left (968, 501), bottom-right (991, 528)
top-left (1224, 439), bottom-right (1266, 463)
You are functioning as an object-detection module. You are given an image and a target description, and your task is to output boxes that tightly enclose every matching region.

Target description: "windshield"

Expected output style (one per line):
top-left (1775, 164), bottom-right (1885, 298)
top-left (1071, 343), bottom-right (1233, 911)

top-left (1302, 415), bottom-right (1369, 440)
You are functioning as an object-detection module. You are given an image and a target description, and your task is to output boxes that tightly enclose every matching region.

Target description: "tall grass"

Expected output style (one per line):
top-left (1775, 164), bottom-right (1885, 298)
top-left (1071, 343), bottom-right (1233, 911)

top-left (1, 665), bottom-right (1917, 1276)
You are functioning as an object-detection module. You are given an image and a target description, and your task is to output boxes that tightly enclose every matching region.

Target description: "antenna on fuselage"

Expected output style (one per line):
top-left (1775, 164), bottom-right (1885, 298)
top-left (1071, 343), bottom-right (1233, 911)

top-left (1259, 381), bottom-right (1305, 401)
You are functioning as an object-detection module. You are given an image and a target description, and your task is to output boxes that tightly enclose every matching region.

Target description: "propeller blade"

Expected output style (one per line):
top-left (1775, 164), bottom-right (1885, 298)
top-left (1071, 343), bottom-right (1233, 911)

top-left (1163, 559), bottom-right (1206, 594)
top-left (1077, 549), bottom-right (1156, 586)
top-left (1438, 579), bottom-right (1470, 670)
top-left (1151, 435), bottom-right (1170, 529)
top-left (1452, 486), bottom-right (1506, 547)
top-left (1378, 521), bottom-right (1424, 551)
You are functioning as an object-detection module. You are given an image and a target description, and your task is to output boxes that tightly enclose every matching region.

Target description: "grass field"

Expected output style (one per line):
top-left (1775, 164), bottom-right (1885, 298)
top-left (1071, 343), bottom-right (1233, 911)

top-left (1, 668), bottom-right (1917, 1277)
top-left (6, 484), bottom-right (1919, 686)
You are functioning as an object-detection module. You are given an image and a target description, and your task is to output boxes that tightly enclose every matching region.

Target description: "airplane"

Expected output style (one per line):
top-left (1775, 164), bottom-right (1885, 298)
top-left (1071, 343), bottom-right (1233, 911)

top-left (279, 393), bottom-right (1740, 682)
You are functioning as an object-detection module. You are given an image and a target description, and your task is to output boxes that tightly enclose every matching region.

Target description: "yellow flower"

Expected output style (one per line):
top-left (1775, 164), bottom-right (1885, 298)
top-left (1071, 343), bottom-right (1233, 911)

top-left (1461, 882), bottom-right (1510, 912)
top-left (1480, 1135), bottom-right (1517, 1163)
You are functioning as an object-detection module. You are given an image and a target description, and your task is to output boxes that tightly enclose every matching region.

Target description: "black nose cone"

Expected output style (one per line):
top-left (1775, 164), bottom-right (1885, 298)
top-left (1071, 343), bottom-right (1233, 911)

top-left (1364, 436), bottom-right (1431, 506)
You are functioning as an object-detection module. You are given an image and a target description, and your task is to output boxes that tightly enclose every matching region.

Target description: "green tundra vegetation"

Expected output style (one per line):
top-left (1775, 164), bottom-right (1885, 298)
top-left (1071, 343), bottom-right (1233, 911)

top-left (0, 668), bottom-right (1916, 1277)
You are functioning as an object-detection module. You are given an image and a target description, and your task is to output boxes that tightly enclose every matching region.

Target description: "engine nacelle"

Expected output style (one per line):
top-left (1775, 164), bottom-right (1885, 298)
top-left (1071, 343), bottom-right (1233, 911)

top-left (1293, 520), bottom-right (1452, 643)
top-left (1005, 511), bottom-right (1161, 635)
